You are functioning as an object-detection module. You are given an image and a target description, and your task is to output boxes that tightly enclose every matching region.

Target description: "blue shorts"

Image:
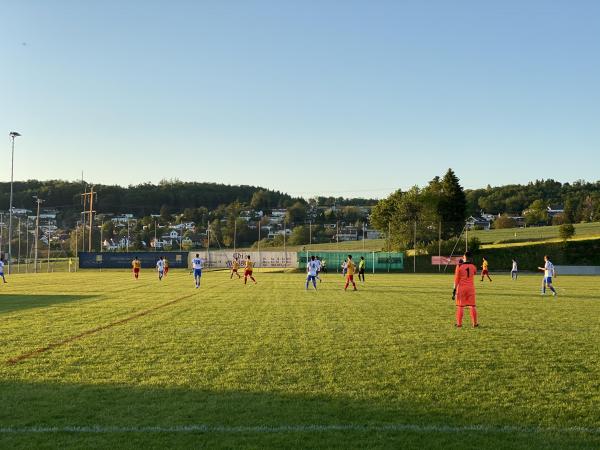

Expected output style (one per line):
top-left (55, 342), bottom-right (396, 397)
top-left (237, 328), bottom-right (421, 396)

top-left (544, 276), bottom-right (552, 284)
top-left (307, 275), bottom-right (316, 282)
top-left (194, 268), bottom-right (202, 277)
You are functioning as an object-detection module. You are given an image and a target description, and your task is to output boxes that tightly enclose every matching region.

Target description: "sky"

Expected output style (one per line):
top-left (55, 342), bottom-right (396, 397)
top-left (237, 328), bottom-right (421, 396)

top-left (1, 0), bottom-right (599, 199)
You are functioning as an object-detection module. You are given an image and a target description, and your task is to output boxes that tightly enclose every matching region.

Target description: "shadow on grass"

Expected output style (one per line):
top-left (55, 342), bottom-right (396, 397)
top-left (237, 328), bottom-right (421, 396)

top-left (0, 381), bottom-right (598, 449)
top-left (0, 295), bottom-right (95, 314)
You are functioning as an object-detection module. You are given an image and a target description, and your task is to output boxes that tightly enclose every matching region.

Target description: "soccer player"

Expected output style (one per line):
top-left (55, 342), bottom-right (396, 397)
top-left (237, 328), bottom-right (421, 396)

top-left (156, 256), bottom-right (165, 281)
top-left (192, 253), bottom-right (203, 288)
top-left (132, 256), bottom-right (141, 280)
top-left (453, 251), bottom-right (479, 328)
top-left (511, 259), bottom-right (518, 280)
top-left (230, 257), bottom-right (241, 279)
top-left (344, 255), bottom-right (357, 291)
top-left (341, 259), bottom-right (348, 277)
top-left (163, 257), bottom-right (169, 277)
top-left (538, 255), bottom-right (557, 296)
top-left (0, 256), bottom-right (6, 283)
top-left (480, 257), bottom-right (492, 282)
top-left (315, 256), bottom-right (322, 283)
top-left (244, 255), bottom-right (257, 285)
top-left (358, 256), bottom-right (366, 282)
top-left (306, 255), bottom-right (319, 290)
top-left (321, 258), bottom-right (328, 274)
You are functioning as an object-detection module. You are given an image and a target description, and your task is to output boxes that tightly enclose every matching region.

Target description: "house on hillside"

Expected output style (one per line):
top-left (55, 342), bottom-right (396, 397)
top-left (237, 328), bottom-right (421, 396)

top-left (547, 206), bottom-right (564, 219)
top-left (466, 216), bottom-right (492, 230)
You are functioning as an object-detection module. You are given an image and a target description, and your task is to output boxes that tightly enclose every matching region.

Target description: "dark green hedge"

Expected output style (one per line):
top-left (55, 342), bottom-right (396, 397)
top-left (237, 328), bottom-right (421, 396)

top-left (404, 239), bottom-right (600, 273)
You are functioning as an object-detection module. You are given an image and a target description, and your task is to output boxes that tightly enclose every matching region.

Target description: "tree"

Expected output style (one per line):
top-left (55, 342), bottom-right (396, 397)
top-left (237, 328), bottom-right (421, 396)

top-left (160, 204), bottom-right (172, 223)
top-left (437, 168), bottom-right (467, 236)
top-left (524, 200), bottom-right (548, 225)
top-left (288, 225), bottom-right (310, 245)
top-left (559, 223), bottom-right (575, 241)
top-left (493, 214), bottom-right (517, 229)
top-left (286, 202), bottom-right (307, 225)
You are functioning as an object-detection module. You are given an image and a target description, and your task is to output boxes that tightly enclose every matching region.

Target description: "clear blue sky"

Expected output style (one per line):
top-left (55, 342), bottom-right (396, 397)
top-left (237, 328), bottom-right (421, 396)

top-left (2, 0), bottom-right (599, 198)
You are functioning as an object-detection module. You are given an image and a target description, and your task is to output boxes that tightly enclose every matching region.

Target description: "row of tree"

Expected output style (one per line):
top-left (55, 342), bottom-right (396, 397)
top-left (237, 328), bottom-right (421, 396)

top-left (370, 169), bottom-right (467, 249)
top-left (467, 179), bottom-right (600, 222)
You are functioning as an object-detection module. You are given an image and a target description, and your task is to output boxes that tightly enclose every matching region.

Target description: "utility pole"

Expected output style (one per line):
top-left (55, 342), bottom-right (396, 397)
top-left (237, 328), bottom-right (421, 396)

top-left (126, 219), bottom-right (130, 252)
top-left (47, 226), bottom-right (51, 272)
top-left (88, 187), bottom-right (95, 252)
top-left (413, 220), bottom-right (417, 273)
top-left (8, 131), bottom-right (21, 275)
top-left (33, 196), bottom-right (43, 273)
top-left (17, 217), bottom-right (21, 273)
top-left (81, 187), bottom-right (97, 252)
top-left (81, 188), bottom-right (87, 252)
top-left (283, 219), bottom-right (286, 268)
top-left (0, 212), bottom-right (4, 255)
top-left (26, 219), bottom-right (29, 273)
top-left (154, 221), bottom-right (157, 251)
top-left (233, 218), bottom-right (237, 254)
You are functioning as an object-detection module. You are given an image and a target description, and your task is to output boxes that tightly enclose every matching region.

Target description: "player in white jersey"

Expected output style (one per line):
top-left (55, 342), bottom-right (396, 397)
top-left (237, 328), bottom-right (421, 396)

top-left (156, 256), bottom-right (165, 281)
top-left (511, 259), bottom-right (518, 280)
top-left (538, 255), bottom-right (557, 296)
top-left (315, 256), bottom-right (322, 283)
top-left (306, 255), bottom-right (319, 290)
top-left (0, 257), bottom-right (6, 283)
top-left (192, 253), bottom-right (204, 288)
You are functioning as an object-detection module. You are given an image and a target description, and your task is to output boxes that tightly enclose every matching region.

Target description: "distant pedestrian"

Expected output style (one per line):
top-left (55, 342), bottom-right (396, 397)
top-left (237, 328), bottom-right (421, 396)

top-left (511, 259), bottom-right (518, 280)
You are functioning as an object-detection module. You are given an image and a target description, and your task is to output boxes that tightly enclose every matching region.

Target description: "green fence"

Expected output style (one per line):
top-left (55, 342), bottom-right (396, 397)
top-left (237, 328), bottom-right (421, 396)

top-left (297, 251), bottom-right (404, 272)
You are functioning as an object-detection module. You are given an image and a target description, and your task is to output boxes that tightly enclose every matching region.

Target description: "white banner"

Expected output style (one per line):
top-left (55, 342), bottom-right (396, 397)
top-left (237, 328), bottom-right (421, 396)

top-left (188, 251), bottom-right (297, 268)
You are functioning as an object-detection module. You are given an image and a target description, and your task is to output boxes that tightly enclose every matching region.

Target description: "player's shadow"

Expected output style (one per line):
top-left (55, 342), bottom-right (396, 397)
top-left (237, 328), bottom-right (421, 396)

top-left (0, 380), bottom-right (596, 449)
top-left (0, 295), bottom-right (94, 314)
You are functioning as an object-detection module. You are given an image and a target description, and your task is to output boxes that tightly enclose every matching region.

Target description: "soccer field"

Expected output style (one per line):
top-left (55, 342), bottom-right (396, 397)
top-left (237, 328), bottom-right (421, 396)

top-left (1, 271), bottom-right (599, 449)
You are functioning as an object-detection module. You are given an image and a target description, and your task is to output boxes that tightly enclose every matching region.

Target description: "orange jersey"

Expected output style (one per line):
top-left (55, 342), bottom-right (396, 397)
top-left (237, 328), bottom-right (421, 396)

top-left (232, 260), bottom-right (239, 270)
top-left (454, 262), bottom-right (477, 306)
top-left (245, 260), bottom-right (254, 270)
top-left (346, 260), bottom-right (356, 276)
top-left (454, 262), bottom-right (477, 288)
top-left (482, 260), bottom-right (488, 271)
top-left (164, 259), bottom-right (169, 268)
top-left (132, 260), bottom-right (141, 269)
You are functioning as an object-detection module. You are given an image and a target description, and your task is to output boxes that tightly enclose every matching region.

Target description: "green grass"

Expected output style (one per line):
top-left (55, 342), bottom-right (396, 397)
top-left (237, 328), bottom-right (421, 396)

top-left (1, 271), bottom-right (599, 449)
top-left (471, 221), bottom-right (600, 245)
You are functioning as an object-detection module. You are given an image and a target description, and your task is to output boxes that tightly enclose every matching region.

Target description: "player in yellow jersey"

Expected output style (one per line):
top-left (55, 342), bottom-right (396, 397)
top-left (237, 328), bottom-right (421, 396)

top-left (244, 255), bottom-right (257, 285)
top-left (163, 257), bottom-right (169, 277)
top-left (230, 257), bottom-right (241, 279)
top-left (480, 257), bottom-right (492, 282)
top-left (131, 256), bottom-right (141, 280)
top-left (344, 255), bottom-right (357, 291)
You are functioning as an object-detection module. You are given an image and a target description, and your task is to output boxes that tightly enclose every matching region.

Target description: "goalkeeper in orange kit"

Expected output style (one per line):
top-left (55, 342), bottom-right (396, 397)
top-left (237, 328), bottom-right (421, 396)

top-left (452, 251), bottom-right (479, 328)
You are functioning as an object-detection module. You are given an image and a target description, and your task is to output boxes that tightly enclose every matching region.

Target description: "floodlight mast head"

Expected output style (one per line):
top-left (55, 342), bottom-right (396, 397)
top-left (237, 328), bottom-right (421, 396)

top-left (9, 131), bottom-right (21, 139)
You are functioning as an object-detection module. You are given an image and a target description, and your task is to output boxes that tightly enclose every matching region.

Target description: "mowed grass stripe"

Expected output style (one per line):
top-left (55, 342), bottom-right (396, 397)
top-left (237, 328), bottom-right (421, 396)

top-left (4, 272), bottom-right (231, 365)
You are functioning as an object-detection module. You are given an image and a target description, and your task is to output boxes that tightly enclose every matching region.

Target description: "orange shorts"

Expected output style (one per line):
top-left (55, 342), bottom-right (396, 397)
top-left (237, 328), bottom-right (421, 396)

top-left (456, 287), bottom-right (476, 307)
top-left (133, 268), bottom-right (140, 274)
top-left (346, 274), bottom-right (354, 282)
top-left (244, 269), bottom-right (253, 277)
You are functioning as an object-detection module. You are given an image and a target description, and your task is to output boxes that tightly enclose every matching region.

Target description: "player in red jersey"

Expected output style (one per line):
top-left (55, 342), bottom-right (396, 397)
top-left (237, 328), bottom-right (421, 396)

top-left (452, 251), bottom-right (479, 328)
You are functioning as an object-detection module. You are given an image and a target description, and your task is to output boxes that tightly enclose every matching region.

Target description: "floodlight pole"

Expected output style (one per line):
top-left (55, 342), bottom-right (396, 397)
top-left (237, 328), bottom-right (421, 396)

top-left (8, 132), bottom-right (21, 275)
top-left (33, 196), bottom-right (43, 273)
